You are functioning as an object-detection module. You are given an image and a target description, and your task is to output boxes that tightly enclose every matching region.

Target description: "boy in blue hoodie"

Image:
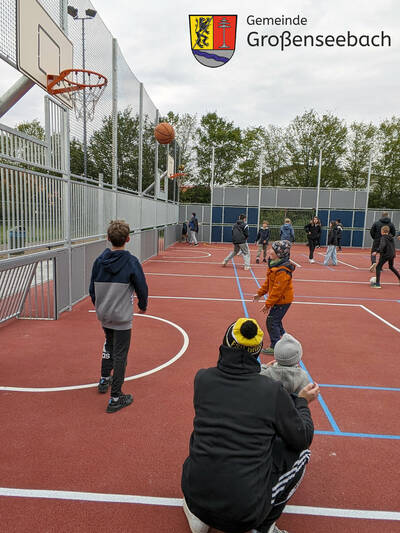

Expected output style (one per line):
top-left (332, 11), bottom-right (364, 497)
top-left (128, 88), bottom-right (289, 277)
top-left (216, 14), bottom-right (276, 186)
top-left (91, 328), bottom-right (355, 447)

top-left (280, 218), bottom-right (295, 243)
top-left (89, 220), bottom-right (148, 413)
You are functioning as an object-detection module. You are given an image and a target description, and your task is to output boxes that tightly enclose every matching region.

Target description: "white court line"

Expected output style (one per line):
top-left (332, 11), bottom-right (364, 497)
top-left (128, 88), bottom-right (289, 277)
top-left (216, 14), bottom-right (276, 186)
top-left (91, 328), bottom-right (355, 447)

top-left (160, 251), bottom-right (211, 258)
top-left (0, 488), bottom-right (399, 521)
top-left (360, 305), bottom-right (400, 334)
top-left (144, 272), bottom-right (400, 285)
top-left (0, 315), bottom-right (189, 392)
top-left (148, 295), bottom-right (359, 307)
top-left (290, 259), bottom-right (302, 268)
top-left (317, 252), bottom-right (359, 270)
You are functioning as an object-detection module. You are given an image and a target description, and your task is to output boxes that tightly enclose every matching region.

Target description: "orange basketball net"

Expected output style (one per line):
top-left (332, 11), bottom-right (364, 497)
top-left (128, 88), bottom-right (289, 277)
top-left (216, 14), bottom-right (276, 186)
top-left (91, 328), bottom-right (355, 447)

top-left (47, 69), bottom-right (108, 120)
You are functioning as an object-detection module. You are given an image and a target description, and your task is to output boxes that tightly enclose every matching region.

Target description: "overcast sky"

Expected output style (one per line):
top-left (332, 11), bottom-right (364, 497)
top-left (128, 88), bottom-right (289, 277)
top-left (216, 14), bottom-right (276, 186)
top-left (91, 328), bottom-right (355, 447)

top-left (1, 0), bottom-right (399, 129)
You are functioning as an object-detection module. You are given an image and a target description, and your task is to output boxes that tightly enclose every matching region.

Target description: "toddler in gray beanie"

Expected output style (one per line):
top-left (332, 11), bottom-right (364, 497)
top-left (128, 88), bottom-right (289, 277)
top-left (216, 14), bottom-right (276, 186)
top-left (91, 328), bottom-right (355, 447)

top-left (260, 333), bottom-right (310, 394)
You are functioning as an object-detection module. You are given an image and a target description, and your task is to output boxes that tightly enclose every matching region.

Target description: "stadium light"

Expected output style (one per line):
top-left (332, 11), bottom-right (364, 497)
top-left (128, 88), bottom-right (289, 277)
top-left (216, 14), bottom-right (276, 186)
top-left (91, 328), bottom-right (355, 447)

top-left (85, 9), bottom-right (97, 18)
top-left (67, 5), bottom-right (78, 19)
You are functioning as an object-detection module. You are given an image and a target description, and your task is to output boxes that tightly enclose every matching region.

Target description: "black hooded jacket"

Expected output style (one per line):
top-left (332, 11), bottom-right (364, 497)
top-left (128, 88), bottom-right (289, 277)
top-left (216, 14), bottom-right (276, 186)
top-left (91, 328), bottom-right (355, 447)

top-left (370, 217), bottom-right (396, 243)
top-left (232, 220), bottom-right (249, 244)
top-left (378, 234), bottom-right (396, 260)
top-left (181, 346), bottom-right (314, 533)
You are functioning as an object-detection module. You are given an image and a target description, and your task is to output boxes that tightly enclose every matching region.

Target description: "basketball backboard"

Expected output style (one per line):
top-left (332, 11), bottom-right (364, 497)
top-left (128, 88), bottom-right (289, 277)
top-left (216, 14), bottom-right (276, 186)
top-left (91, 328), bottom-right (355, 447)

top-left (16, 0), bottom-right (73, 108)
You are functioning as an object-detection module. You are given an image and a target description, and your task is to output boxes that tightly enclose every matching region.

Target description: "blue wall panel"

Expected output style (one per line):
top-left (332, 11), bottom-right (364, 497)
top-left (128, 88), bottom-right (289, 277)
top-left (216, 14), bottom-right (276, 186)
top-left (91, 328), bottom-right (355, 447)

top-left (352, 230), bottom-right (363, 247)
top-left (340, 230), bottom-right (351, 246)
top-left (318, 210), bottom-right (329, 226)
top-left (212, 206), bottom-right (222, 223)
top-left (320, 229), bottom-right (328, 245)
top-left (211, 226), bottom-right (222, 242)
top-left (224, 207), bottom-right (245, 223)
top-left (353, 211), bottom-right (365, 228)
top-left (223, 225), bottom-right (232, 242)
top-left (248, 226), bottom-right (258, 242)
top-left (247, 208), bottom-right (258, 225)
top-left (329, 210), bottom-right (353, 227)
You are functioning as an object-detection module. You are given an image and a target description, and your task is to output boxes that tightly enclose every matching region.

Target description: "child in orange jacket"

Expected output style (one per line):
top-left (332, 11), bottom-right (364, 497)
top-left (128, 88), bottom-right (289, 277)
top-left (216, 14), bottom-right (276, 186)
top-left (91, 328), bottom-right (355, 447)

top-left (253, 240), bottom-right (295, 355)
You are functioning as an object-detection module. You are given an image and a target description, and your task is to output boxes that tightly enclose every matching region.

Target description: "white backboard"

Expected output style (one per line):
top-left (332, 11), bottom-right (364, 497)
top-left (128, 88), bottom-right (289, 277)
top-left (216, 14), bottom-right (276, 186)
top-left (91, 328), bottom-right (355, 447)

top-left (17, 0), bottom-right (73, 108)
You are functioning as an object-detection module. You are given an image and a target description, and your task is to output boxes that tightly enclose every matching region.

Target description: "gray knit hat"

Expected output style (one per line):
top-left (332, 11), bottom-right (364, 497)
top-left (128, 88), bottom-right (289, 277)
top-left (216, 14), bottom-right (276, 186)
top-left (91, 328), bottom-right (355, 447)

top-left (274, 333), bottom-right (303, 366)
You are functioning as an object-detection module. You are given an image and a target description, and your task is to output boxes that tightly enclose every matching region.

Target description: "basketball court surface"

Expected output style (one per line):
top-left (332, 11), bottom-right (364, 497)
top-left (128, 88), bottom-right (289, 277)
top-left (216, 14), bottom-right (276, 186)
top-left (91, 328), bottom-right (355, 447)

top-left (1, 243), bottom-right (399, 532)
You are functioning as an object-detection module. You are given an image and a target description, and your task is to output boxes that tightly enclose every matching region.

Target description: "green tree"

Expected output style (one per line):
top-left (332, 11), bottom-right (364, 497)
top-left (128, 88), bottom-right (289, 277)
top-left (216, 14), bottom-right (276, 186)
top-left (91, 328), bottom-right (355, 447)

top-left (344, 122), bottom-right (376, 189)
top-left (285, 110), bottom-right (347, 187)
top-left (262, 125), bottom-right (288, 186)
top-left (237, 126), bottom-right (265, 186)
top-left (164, 111), bottom-right (198, 180)
top-left (16, 119), bottom-right (45, 140)
top-left (196, 112), bottom-right (242, 185)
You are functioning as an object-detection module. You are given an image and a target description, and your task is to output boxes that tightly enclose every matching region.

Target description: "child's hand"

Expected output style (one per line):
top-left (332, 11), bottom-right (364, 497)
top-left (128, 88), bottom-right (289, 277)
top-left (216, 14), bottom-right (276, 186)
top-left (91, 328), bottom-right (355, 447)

top-left (253, 295), bottom-right (261, 302)
top-left (260, 305), bottom-right (270, 314)
top-left (372, 252), bottom-right (377, 256)
top-left (298, 382), bottom-right (320, 403)
top-left (265, 359), bottom-right (276, 367)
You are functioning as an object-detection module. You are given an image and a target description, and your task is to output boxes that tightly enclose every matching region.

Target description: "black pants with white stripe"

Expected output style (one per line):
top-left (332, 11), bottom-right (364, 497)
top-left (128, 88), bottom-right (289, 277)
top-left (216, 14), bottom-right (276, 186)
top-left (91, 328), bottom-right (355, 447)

top-left (101, 328), bottom-right (131, 397)
top-left (256, 438), bottom-right (311, 532)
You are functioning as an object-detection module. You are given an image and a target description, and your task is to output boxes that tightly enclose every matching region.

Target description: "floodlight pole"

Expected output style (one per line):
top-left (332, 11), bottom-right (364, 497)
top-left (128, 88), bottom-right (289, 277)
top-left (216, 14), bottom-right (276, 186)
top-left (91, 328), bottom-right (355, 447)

top-left (257, 152), bottom-right (263, 227)
top-left (209, 145), bottom-right (215, 243)
top-left (362, 152), bottom-right (372, 248)
top-left (315, 148), bottom-right (322, 216)
top-left (81, 18), bottom-right (88, 179)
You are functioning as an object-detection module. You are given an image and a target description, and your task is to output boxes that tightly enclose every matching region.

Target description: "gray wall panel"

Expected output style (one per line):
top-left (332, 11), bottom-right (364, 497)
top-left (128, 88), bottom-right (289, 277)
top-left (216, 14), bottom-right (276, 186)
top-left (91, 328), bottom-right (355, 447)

top-left (179, 205), bottom-right (187, 222)
top-left (248, 188), bottom-right (259, 206)
top-left (261, 188), bottom-right (277, 207)
top-left (318, 190), bottom-right (331, 208)
top-left (71, 247), bottom-right (85, 305)
top-left (225, 187), bottom-right (247, 205)
top-left (300, 189), bottom-right (317, 208)
top-left (331, 190), bottom-right (355, 209)
top-left (55, 249), bottom-right (70, 313)
top-left (214, 188), bottom-right (223, 204)
top-left (202, 205), bottom-right (211, 223)
top-left (355, 191), bottom-right (367, 209)
top-left (277, 189), bottom-right (301, 208)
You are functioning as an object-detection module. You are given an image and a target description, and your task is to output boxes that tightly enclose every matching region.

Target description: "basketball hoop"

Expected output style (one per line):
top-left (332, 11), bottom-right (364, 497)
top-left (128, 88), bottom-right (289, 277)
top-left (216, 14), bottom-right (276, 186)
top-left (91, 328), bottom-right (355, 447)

top-left (47, 69), bottom-right (107, 120)
top-left (169, 172), bottom-right (187, 180)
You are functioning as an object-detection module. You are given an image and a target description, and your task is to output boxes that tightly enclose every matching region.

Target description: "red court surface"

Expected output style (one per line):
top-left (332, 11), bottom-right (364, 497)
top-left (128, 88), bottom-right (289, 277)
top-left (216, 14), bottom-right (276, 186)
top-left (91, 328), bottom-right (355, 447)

top-left (1, 243), bottom-right (400, 532)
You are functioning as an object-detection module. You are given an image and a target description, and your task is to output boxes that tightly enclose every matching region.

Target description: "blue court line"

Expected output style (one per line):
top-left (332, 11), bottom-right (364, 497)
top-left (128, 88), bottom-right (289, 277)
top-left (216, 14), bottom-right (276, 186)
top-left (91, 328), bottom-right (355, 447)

top-left (232, 259), bottom-right (249, 317)
top-left (319, 384), bottom-right (400, 392)
top-left (315, 430), bottom-right (400, 440)
top-left (249, 269), bottom-right (341, 434)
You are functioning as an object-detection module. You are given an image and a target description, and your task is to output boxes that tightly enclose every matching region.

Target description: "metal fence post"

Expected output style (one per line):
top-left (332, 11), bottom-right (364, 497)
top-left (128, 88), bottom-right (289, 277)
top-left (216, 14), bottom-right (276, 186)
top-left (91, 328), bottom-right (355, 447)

top-left (154, 109), bottom-right (159, 200)
top-left (138, 82), bottom-right (143, 195)
top-left (62, 108), bottom-right (72, 310)
top-left (165, 144), bottom-right (169, 202)
top-left (257, 152), bottom-right (263, 227)
top-left (112, 38), bottom-right (118, 219)
top-left (98, 172), bottom-right (104, 238)
top-left (44, 97), bottom-right (51, 168)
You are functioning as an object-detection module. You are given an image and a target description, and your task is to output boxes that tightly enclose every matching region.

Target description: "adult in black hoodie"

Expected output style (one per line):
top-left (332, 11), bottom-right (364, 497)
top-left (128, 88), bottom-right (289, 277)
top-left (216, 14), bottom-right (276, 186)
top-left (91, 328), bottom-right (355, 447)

top-left (369, 212), bottom-right (396, 270)
top-left (182, 319), bottom-right (318, 533)
top-left (372, 226), bottom-right (400, 288)
top-left (304, 217), bottom-right (321, 262)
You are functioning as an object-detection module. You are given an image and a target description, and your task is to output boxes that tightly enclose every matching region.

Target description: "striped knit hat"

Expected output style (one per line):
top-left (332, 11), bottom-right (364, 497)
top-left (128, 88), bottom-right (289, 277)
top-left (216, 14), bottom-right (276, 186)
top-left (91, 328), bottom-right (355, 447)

top-left (223, 318), bottom-right (264, 356)
top-left (272, 240), bottom-right (291, 258)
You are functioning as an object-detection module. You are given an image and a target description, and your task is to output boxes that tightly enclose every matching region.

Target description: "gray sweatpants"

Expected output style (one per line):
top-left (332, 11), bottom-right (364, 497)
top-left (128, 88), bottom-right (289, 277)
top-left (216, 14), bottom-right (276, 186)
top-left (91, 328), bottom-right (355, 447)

top-left (224, 243), bottom-right (250, 267)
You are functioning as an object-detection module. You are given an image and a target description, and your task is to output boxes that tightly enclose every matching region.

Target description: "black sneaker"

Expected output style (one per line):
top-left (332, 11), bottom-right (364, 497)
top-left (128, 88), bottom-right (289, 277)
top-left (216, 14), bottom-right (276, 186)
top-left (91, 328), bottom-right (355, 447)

top-left (263, 258), bottom-right (267, 263)
top-left (256, 258), bottom-right (259, 264)
top-left (106, 393), bottom-right (133, 413)
top-left (98, 376), bottom-right (112, 394)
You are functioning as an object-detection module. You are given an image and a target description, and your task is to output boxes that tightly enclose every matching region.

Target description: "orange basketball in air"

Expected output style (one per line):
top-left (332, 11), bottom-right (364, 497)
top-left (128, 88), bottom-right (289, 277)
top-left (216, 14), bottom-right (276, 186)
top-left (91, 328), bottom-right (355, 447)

top-left (154, 122), bottom-right (175, 144)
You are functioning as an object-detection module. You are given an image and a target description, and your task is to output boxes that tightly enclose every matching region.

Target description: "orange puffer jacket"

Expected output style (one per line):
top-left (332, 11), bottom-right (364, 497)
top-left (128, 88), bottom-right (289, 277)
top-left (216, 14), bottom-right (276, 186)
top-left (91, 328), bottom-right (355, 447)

top-left (257, 260), bottom-right (295, 307)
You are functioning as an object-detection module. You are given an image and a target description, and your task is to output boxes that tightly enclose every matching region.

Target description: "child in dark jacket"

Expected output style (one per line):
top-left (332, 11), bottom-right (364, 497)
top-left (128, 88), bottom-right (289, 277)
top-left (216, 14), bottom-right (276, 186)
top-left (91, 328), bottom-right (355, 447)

top-left (323, 221), bottom-right (338, 266)
top-left (89, 220), bottom-right (148, 413)
top-left (371, 225), bottom-right (400, 289)
top-left (253, 240), bottom-right (295, 355)
top-left (256, 220), bottom-right (270, 263)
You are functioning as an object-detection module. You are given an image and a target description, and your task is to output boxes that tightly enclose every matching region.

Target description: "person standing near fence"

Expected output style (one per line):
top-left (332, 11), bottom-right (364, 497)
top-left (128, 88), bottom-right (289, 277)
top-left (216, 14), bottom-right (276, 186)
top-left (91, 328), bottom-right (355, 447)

top-left (222, 214), bottom-right (251, 270)
top-left (304, 216), bottom-right (321, 263)
top-left (323, 221), bottom-right (338, 266)
top-left (256, 220), bottom-right (270, 264)
top-left (280, 218), bottom-right (295, 243)
top-left (189, 213), bottom-right (199, 246)
top-left (336, 219), bottom-right (343, 251)
top-left (89, 220), bottom-right (148, 413)
top-left (371, 225), bottom-right (400, 289)
top-left (369, 212), bottom-right (396, 272)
